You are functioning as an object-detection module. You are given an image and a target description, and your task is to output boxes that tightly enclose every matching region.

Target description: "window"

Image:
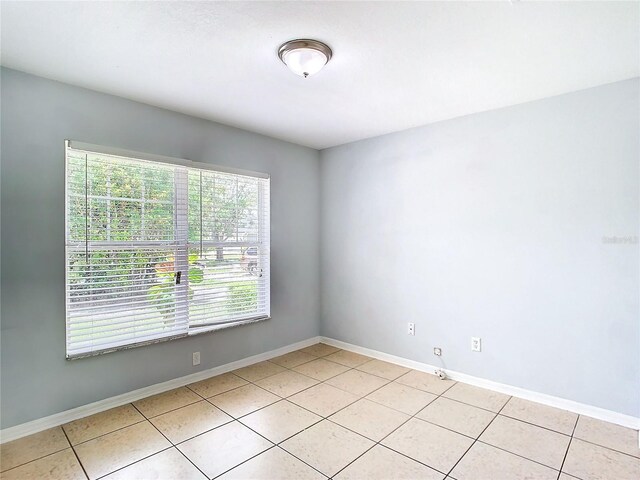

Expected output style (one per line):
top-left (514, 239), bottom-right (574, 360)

top-left (65, 141), bottom-right (270, 358)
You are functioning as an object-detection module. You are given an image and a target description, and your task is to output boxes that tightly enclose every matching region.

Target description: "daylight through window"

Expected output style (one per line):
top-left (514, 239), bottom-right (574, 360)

top-left (65, 142), bottom-right (270, 358)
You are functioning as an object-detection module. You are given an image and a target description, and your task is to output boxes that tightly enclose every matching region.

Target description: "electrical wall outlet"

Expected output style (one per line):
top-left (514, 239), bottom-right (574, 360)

top-left (192, 351), bottom-right (201, 366)
top-left (433, 347), bottom-right (442, 356)
top-left (407, 323), bottom-right (415, 335)
top-left (471, 337), bottom-right (481, 352)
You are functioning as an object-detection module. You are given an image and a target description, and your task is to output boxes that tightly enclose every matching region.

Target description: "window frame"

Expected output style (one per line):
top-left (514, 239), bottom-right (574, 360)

top-left (64, 140), bottom-right (271, 359)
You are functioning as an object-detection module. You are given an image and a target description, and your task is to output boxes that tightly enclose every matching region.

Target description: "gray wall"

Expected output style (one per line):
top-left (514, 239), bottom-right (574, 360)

top-left (320, 79), bottom-right (639, 417)
top-left (0, 68), bottom-right (321, 428)
top-left (2, 68), bottom-right (638, 428)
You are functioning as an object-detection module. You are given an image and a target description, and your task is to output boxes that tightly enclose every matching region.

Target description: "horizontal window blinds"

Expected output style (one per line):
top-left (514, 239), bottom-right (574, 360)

top-left (65, 143), bottom-right (270, 358)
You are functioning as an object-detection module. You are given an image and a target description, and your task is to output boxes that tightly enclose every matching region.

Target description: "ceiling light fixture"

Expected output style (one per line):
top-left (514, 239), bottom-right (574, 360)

top-left (278, 39), bottom-right (332, 78)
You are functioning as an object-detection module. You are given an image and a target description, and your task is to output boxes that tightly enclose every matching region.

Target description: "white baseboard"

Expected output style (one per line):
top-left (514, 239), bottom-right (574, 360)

top-left (0, 336), bottom-right (321, 444)
top-left (321, 336), bottom-right (640, 431)
top-left (3, 334), bottom-right (637, 445)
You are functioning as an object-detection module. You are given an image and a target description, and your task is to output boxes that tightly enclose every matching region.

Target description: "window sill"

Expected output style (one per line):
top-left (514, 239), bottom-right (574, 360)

top-left (188, 315), bottom-right (271, 336)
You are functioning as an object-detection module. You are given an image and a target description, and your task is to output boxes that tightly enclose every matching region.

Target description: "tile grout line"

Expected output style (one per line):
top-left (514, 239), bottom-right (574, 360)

top-left (60, 424), bottom-right (91, 480)
top-left (324, 368), bottom-right (453, 478)
top-left (224, 353), bottom-right (393, 478)
top-left (556, 414), bottom-right (581, 480)
top-left (562, 436), bottom-right (640, 460)
top-left (0, 444), bottom-right (72, 475)
top-left (89, 403), bottom-right (209, 480)
top-left (199, 382), bottom-right (331, 480)
top-left (73, 418), bottom-right (151, 448)
top-left (185, 375), bottom-right (251, 400)
top-left (220, 408), bottom-right (329, 479)
top-left (497, 411), bottom-right (576, 437)
top-left (142, 362), bottom-right (328, 448)
top-left (0, 350), bottom-right (459, 478)
top-left (480, 412), bottom-right (640, 462)
top-left (72, 407), bottom-right (177, 480)
top-left (443, 394), bottom-right (512, 478)
top-left (0, 349), bottom-right (371, 476)
top-left (139, 357), bottom-right (590, 457)
top-left (234, 358), bottom-right (361, 420)
top-left (208, 446), bottom-right (277, 480)
top-left (278, 359), bottom-right (467, 477)
top-left (75, 352), bottom-right (334, 479)
top-left (167, 355), bottom-right (332, 478)
top-left (298, 364), bottom-right (402, 478)
top-left (471, 439), bottom-right (564, 473)
top-left (439, 403), bottom-right (581, 477)
top-left (8, 346), bottom-right (636, 479)
top-left (128, 402), bottom-right (211, 480)
top-left (274, 445), bottom-right (332, 480)
top-left (387, 384), bottom-right (598, 475)
top-left (93, 445), bottom-right (176, 480)
top-left (135, 390), bottom-right (204, 420)
top-left (467, 412), bottom-right (640, 475)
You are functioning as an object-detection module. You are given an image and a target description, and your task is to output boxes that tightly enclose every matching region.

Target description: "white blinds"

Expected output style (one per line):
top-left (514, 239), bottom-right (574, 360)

top-left (65, 142), bottom-right (270, 358)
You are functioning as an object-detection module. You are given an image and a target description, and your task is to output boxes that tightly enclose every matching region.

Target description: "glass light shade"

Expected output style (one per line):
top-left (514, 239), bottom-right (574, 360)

top-left (278, 40), bottom-right (332, 78)
top-left (282, 48), bottom-right (328, 77)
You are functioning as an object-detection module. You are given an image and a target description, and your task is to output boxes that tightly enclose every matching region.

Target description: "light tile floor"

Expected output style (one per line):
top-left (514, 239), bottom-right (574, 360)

top-left (1, 344), bottom-right (639, 479)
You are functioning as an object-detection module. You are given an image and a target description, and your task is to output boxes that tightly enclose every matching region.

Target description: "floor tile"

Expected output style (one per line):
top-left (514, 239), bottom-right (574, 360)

top-left (63, 404), bottom-right (144, 446)
top-left (209, 384), bottom-right (280, 418)
top-left (416, 397), bottom-right (496, 438)
top-left (450, 441), bottom-right (558, 480)
top-left (149, 400), bottom-right (232, 444)
top-left (479, 415), bottom-right (570, 469)
top-left (300, 343), bottom-right (341, 357)
top-left (0, 427), bottom-right (69, 472)
top-left (325, 369), bottom-right (389, 397)
top-left (329, 399), bottom-right (410, 441)
top-left (395, 370), bottom-right (455, 395)
top-left (133, 387), bottom-right (201, 418)
top-left (188, 372), bottom-right (248, 398)
top-left (324, 350), bottom-right (372, 368)
top-left (102, 448), bottom-right (206, 479)
top-left (366, 381), bottom-right (437, 415)
top-left (233, 361), bottom-right (287, 382)
top-left (281, 420), bottom-right (374, 477)
top-left (573, 415), bottom-right (640, 457)
top-left (335, 444), bottom-right (444, 480)
top-left (500, 397), bottom-right (578, 435)
top-left (178, 421), bottom-right (271, 479)
top-left (558, 474), bottom-right (581, 480)
top-left (256, 370), bottom-right (319, 397)
top-left (0, 448), bottom-right (86, 480)
top-left (293, 358), bottom-right (350, 381)
top-left (74, 421), bottom-right (170, 479)
top-left (288, 383), bottom-right (360, 417)
top-left (442, 383), bottom-right (510, 412)
top-left (241, 400), bottom-right (322, 443)
top-left (563, 438), bottom-right (640, 480)
top-left (356, 359), bottom-right (410, 380)
top-left (381, 418), bottom-right (473, 473)
top-left (270, 351), bottom-right (317, 369)
top-left (218, 447), bottom-right (326, 479)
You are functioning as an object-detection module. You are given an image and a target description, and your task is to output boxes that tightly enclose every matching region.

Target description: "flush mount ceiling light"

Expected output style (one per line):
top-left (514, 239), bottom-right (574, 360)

top-left (278, 39), bottom-right (332, 78)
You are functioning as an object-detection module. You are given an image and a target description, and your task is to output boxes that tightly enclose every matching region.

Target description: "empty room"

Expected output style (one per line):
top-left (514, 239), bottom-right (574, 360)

top-left (0, 1), bottom-right (638, 479)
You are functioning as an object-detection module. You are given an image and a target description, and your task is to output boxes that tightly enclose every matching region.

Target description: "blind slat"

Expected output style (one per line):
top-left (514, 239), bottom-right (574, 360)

top-left (66, 142), bottom-right (270, 358)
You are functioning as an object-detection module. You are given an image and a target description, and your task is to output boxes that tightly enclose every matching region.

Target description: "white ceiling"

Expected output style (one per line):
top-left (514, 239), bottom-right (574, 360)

top-left (1, 1), bottom-right (638, 149)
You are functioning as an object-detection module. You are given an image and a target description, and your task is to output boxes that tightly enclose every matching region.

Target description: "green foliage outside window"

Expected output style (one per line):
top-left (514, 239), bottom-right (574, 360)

top-left (67, 153), bottom-right (260, 334)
